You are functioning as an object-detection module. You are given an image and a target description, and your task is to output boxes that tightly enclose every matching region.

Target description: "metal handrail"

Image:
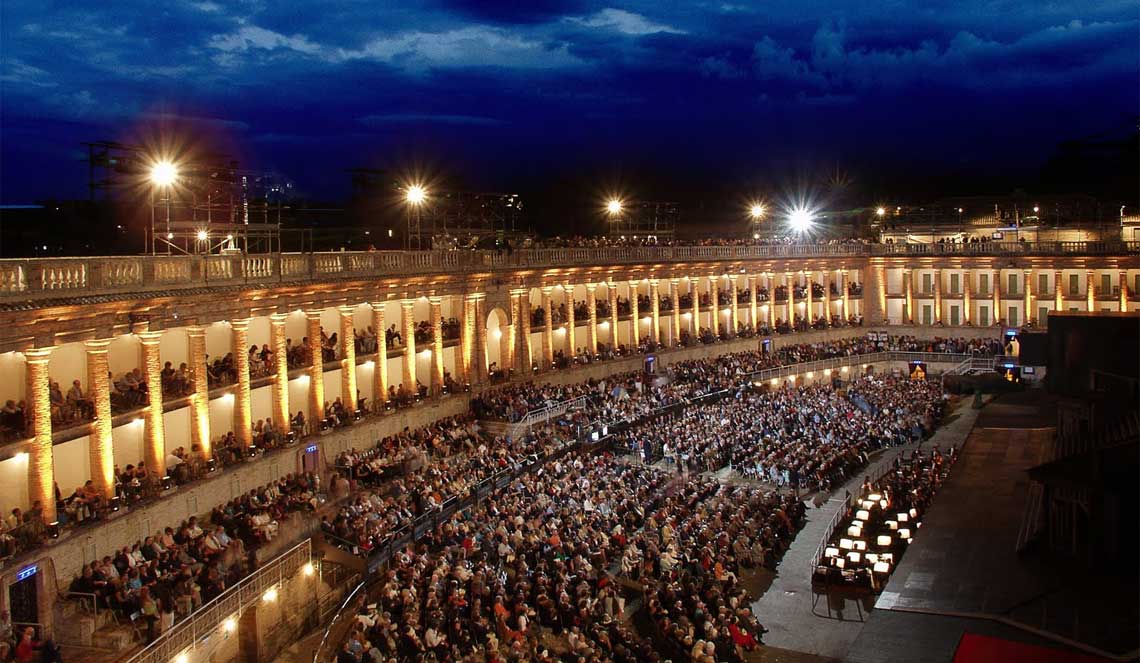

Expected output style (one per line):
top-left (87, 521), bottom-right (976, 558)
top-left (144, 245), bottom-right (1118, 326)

top-left (122, 539), bottom-right (311, 663)
top-left (745, 351), bottom-right (978, 383)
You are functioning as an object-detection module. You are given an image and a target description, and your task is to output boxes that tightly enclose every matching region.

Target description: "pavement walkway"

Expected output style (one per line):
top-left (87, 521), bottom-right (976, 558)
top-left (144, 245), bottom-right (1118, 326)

top-left (750, 397), bottom-right (982, 660)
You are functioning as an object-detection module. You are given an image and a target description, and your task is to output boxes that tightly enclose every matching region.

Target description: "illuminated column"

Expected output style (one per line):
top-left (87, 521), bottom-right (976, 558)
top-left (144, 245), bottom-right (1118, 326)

top-left (563, 282), bottom-right (576, 357)
top-left (785, 272), bottom-right (795, 327)
top-left (821, 271), bottom-right (831, 324)
top-left (270, 313), bottom-right (290, 431)
top-left (138, 331), bottom-right (168, 474)
top-left (728, 276), bottom-right (738, 336)
top-left (1120, 270), bottom-right (1128, 313)
top-left (842, 269), bottom-right (850, 320)
top-left (306, 311), bottom-right (325, 421)
top-left (767, 273), bottom-right (776, 330)
top-left (228, 320), bottom-right (252, 449)
top-left (370, 303), bottom-right (389, 404)
top-left (804, 271), bottom-right (813, 324)
top-left (85, 340), bottom-right (114, 499)
top-left (513, 288), bottom-right (532, 374)
top-left (670, 279), bottom-right (682, 346)
top-left (748, 275), bottom-right (758, 330)
top-left (963, 272), bottom-right (972, 325)
top-left (992, 269), bottom-right (1001, 325)
top-left (934, 269), bottom-right (942, 324)
top-left (1023, 270), bottom-right (1033, 323)
top-left (649, 279), bottom-right (661, 344)
top-left (471, 295), bottom-right (487, 383)
top-left (401, 299), bottom-right (417, 390)
top-left (691, 278), bottom-right (701, 336)
top-left (25, 348), bottom-right (55, 523)
top-left (1054, 270), bottom-right (1063, 312)
top-left (1086, 271), bottom-right (1095, 311)
top-left (339, 306), bottom-right (357, 412)
top-left (708, 277), bottom-right (720, 338)
top-left (903, 269), bottom-right (913, 323)
top-left (429, 297), bottom-right (444, 393)
top-left (187, 326), bottom-right (211, 459)
top-left (608, 282), bottom-right (619, 349)
top-left (586, 284), bottom-right (599, 353)
top-left (628, 280), bottom-right (640, 347)
top-left (540, 286), bottom-right (554, 370)
top-left (456, 296), bottom-right (471, 385)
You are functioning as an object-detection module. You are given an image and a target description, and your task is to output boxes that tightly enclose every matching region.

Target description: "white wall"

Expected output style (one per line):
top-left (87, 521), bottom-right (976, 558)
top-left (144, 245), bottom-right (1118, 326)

top-left (55, 434), bottom-right (91, 495)
top-left (48, 342), bottom-right (85, 391)
top-left (112, 419), bottom-right (146, 470)
top-left (205, 322), bottom-right (232, 362)
top-left (0, 351), bottom-right (25, 404)
top-left (160, 329), bottom-right (189, 370)
top-left (107, 335), bottom-right (139, 377)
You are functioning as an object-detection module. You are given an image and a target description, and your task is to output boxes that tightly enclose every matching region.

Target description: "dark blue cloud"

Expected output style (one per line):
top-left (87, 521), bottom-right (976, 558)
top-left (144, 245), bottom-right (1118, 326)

top-left (0, 1), bottom-right (1136, 204)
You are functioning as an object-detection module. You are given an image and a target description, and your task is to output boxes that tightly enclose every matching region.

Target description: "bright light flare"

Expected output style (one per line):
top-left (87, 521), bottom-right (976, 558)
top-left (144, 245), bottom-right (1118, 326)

top-left (405, 185), bottom-right (426, 205)
top-left (876, 206), bottom-right (886, 217)
top-left (196, 230), bottom-right (208, 241)
top-left (606, 199), bottom-right (623, 215)
top-left (150, 161), bottom-right (178, 187)
top-left (788, 207), bottom-right (814, 232)
top-left (749, 203), bottom-right (765, 219)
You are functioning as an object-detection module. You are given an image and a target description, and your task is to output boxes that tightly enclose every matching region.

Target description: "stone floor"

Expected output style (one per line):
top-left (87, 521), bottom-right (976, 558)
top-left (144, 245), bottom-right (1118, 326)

top-left (750, 397), bottom-right (983, 660)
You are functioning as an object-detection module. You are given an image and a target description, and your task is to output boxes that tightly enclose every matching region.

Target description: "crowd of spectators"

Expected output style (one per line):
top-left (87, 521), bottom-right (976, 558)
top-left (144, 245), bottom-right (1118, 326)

top-left (64, 472), bottom-right (323, 642)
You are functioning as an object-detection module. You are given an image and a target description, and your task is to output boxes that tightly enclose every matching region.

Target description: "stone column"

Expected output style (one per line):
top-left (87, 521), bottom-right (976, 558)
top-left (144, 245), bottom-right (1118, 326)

top-left (187, 326), bottom-right (211, 459)
top-left (1054, 270), bottom-right (1063, 312)
top-left (456, 296), bottom-right (471, 385)
top-left (228, 321), bottom-right (252, 450)
top-left (728, 277), bottom-right (738, 336)
top-left (1086, 271), bottom-right (1095, 311)
top-left (767, 273), bottom-right (776, 331)
top-left (513, 288), bottom-right (532, 374)
top-left (748, 275), bottom-right (758, 331)
top-left (472, 295), bottom-right (488, 384)
top-left (628, 280), bottom-right (640, 347)
top-left (708, 277), bottom-right (720, 338)
top-left (563, 282), bottom-right (576, 358)
top-left (691, 278), bottom-right (701, 337)
top-left (963, 272), bottom-right (973, 325)
top-left (649, 279), bottom-right (661, 345)
top-left (804, 271), bottom-right (813, 324)
top-left (270, 314), bottom-right (290, 432)
top-left (934, 269), bottom-right (943, 324)
top-left (586, 284), bottom-right (599, 353)
top-left (825, 271), bottom-right (834, 325)
top-left (306, 311), bottom-right (325, 422)
top-left (84, 339), bottom-right (114, 499)
top-left (1120, 270), bottom-right (1129, 313)
top-left (785, 272), bottom-right (795, 328)
top-left (842, 270), bottom-right (851, 320)
top-left (401, 299), bottom-right (417, 390)
top-left (608, 282), bottom-right (619, 350)
top-left (429, 297), bottom-right (444, 393)
top-left (138, 331), bottom-right (168, 476)
top-left (992, 269), bottom-right (1001, 325)
top-left (670, 279), bottom-right (682, 346)
top-left (339, 306), bottom-right (357, 412)
top-left (25, 348), bottom-right (55, 523)
top-left (1023, 270), bottom-right (1033, 323)
top-left (371, 302), bottom-right (389, 404)
top-left (539, 287), bottom-right (554, 369)
top-left (903, 269), bottom-right (913, 323)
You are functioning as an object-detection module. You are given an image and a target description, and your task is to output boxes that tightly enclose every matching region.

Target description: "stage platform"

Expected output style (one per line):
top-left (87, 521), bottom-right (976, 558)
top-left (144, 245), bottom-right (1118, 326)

top-left (846, 392), bottom-right (1138, 663)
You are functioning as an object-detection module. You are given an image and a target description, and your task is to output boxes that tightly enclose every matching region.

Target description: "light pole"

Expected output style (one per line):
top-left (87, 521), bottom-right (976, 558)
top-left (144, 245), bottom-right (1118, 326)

top-left (405, 184), bottom-right (427, 250)
top-left (150, 160), bottom-right (179, 254)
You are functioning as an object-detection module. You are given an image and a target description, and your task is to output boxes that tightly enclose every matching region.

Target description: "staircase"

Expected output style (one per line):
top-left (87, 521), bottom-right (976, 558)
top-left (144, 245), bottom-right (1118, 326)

top-left (54, 597), bottom-right (137, 652)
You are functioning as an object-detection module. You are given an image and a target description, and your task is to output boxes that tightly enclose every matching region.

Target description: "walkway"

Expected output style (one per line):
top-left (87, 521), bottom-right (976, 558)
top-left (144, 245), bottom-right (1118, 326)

top-left (750, 397), bottom-right (982, 660)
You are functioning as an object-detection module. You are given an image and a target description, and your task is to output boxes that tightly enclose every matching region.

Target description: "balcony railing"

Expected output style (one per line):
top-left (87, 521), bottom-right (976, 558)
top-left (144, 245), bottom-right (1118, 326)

top-left (0, 241), bottom-right (1134, 302)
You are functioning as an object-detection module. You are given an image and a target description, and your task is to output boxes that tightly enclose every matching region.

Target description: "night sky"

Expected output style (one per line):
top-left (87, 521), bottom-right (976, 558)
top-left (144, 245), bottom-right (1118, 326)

top-left (1, 0), bottom-right (1137, 208)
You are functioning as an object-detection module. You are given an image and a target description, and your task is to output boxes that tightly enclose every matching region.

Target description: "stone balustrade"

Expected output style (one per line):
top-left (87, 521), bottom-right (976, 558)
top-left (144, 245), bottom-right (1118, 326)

top-left (0, 241), bottom-right (1134, 303)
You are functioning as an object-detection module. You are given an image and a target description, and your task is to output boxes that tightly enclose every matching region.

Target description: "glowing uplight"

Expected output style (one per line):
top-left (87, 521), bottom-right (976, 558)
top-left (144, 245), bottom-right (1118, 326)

top-left (606, 199), bottom-right (623, 215)
top-left (262, 587), bottom-right (278, 602)
top-left (302, 561), bottom-right (315, 576)
top-left (196, 230), bottom-right (208, 241)
top-left (749, 203), bottom-right (765, 219)
top-left (788, 207), bottom-right (814, 232)
top-left (405, 185), bottom-right (426, 205)
top-left (174, 653), bottom-right (189, 663)
top-left (150, 161), bottom-right (178, 187)
top-left (223, 617), bottom-right (236, 633)
top-left (876, 206), bottom-right (886, 217)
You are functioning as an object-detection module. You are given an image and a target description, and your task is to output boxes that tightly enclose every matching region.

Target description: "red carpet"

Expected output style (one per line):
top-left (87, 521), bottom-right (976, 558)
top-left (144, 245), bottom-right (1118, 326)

top-left (953, 632), bottom-right (1112, 663)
